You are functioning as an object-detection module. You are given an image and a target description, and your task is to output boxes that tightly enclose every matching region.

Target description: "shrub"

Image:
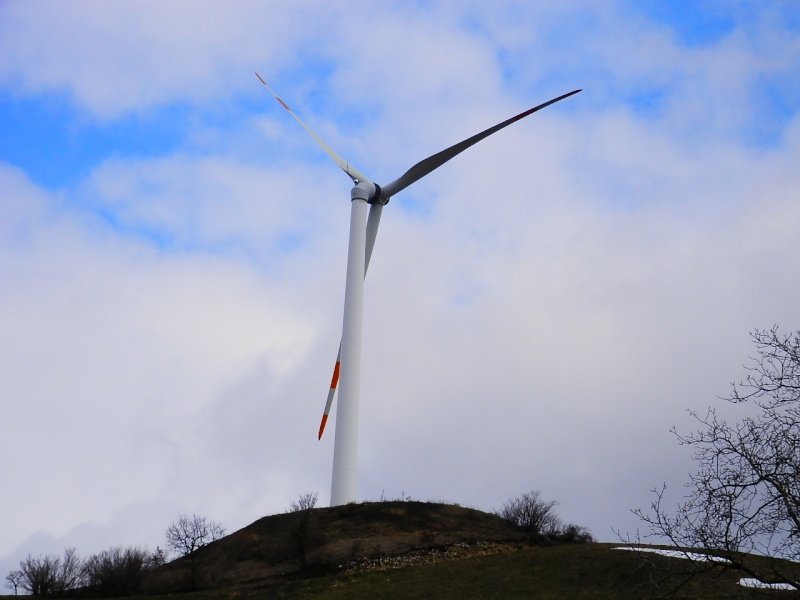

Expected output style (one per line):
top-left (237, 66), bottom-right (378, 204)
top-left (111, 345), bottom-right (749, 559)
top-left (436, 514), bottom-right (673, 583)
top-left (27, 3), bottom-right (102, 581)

top-left (289, 492), bottom-right (318, 512)
top-left (554, 523), bottom-right (595, 544)
top-left (16, 548), bottom-right (82, 597)
top-left (498, 490), bottom-right (561, 535)
top-left (498, 490), bottom-right (594, 543)
top-left (82, 546), bottom-right (152, 597)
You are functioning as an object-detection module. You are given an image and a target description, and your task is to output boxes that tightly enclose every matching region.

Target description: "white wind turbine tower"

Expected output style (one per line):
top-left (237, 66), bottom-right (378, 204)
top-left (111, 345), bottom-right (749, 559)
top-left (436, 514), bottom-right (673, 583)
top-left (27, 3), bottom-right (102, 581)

top-left (256, 73), bottom-right (580, 506)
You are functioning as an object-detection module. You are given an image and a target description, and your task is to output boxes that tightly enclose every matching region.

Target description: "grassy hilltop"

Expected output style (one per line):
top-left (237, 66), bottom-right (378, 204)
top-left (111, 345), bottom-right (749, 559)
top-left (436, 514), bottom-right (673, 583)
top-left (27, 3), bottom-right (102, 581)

top-left (136, 501), bottom-right (795, 599)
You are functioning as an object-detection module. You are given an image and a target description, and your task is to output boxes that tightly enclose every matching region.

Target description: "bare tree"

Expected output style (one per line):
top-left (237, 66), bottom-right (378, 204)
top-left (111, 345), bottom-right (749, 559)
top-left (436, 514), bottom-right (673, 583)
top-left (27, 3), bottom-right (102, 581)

top-left (635, 327), bottom-right (800, 589)
top-left (289, 492), bottom-right (318, 513)
top-left (18, 554), bottom-right (57, 596)
top-left (165, 514), bottom-right (225, 590)
top-left (5, 570), bottom-right (23, 595)
top-left (16, 548), bottom-right (82, 597)
top-left (57, 547), bottom-right (83, 594)
top-left (165, 514), bottom-right (226, 557)
top-left (498, 490), bottom-right (562, 536)
top-left (10, 545), bottom-right (160, 598)
top-left (287, 492), bottom-right (320, 570)
top-left (82, 546), bottom-right (152, 597)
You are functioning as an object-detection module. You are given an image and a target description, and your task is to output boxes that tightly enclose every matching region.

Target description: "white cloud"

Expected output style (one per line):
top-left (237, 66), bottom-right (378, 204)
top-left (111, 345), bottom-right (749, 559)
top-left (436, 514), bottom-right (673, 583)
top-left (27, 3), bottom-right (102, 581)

top-left (0, 0), bottom-right (327, 119)
top-left (1, 0), bottom-right (799, 573)
top-left (0, 164), bottom-right (323, 555)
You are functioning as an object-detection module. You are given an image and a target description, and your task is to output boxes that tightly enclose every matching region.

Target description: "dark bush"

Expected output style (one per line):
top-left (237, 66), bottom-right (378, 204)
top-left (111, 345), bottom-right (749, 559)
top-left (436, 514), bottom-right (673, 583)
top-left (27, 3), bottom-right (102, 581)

top-left (553, 523), bottom-right (595, 544)
top-left (498, 490), bottom-right (594, 544)
top-left (82, 546), bottom-right (153, 597)
top-left (16, 548), bottom-right (82, 597)
top-left (497, 490), bottom-right (561, 535)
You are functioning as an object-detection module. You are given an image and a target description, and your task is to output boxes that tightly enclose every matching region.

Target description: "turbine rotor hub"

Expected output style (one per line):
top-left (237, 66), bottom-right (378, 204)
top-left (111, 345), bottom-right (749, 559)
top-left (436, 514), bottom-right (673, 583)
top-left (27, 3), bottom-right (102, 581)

top-left (352, 180), bottom-right (386, 204)
top-left (369, 183), bottom-right (390, 205)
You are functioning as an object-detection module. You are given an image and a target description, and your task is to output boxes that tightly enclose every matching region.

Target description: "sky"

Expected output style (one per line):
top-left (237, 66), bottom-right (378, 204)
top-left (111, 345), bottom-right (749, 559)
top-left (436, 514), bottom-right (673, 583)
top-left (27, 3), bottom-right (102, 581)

top-left (2, 0), bottom-right (800, 575)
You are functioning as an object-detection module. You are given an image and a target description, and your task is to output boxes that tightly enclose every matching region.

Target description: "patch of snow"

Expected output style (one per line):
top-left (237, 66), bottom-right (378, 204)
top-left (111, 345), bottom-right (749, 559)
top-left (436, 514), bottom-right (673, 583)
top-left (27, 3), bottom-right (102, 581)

top-left (614, 549), bottom-right (799, 591)
top-left (613, 547), bottom-right (730, 563)
top-left (739, 578), bottom-right (797, 590)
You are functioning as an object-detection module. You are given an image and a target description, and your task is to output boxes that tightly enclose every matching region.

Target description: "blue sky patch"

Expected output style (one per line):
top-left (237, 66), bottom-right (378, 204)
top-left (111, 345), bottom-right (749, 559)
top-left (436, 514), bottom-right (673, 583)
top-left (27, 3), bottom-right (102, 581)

top-left (632, 1), bottom-right (737, 46)
top-left (0, 92), bottom-right (191, 189)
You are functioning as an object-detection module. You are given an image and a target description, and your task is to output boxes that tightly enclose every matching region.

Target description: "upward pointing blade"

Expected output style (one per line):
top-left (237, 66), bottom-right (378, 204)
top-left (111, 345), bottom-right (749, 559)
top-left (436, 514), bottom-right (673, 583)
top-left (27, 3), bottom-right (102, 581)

top-left (255, 73), bottom-right (370, 185)
top-left (256, 77), bottom-right (386, 440)
top-left (380, 89), bottom-right (582, 199)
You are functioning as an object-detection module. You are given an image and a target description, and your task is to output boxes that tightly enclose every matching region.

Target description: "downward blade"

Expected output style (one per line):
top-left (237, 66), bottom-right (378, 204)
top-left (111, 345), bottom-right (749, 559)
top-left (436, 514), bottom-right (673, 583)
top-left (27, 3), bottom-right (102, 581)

top-left (255, 73), bottom-right (370, 185)
top-left (381, 89), bottom-right (582, 199)
top-left (318, 203), bottom-right (383, 439)
top-left (364, 202), bottom-right (383, 274)
top-left (319, 349), bottom-right (341, 439)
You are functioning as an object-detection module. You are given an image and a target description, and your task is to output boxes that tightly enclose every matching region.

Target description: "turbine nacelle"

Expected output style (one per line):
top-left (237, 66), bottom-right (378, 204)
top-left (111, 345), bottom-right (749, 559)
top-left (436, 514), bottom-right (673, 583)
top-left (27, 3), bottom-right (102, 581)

top-left (352, 181), bottom-right (388, 205)
top-left (351, 180), bottom-right (376, 203)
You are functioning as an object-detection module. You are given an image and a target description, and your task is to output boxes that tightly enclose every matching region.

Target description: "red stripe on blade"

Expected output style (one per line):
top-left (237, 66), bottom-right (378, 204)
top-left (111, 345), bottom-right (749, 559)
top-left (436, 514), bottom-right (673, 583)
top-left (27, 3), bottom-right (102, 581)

top-left (329, 361), bottom-right (341, 389)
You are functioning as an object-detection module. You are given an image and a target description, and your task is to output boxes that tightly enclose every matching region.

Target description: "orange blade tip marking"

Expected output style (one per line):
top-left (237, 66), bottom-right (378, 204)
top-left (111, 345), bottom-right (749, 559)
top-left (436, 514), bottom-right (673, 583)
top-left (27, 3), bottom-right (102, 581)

top-left (254, 73), bottom-right (291, 111)
top-left (318, 414), bottom-right (329, 440)
top-left (330, 361), bottom-right (341, 389)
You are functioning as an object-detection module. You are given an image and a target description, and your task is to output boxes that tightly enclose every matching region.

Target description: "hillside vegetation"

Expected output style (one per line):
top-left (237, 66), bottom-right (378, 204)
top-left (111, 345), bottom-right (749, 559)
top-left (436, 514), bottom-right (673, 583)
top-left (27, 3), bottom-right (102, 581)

top-left (146, 501), bottom-right (525, 591)
top-left (137, 501), bottom-right (796, 599)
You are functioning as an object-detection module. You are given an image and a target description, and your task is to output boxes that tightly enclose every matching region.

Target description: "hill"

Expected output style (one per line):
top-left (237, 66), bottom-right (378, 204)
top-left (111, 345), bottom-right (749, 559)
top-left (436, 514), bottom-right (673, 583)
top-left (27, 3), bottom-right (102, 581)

top-left (148, 501), bottom-right (525, 591)
top-left (140, 501), bottom-right (798, 599)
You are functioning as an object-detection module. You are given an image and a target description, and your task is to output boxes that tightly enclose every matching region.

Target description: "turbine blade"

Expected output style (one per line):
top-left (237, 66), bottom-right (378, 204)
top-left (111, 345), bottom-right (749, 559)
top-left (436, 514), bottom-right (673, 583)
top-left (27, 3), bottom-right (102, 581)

top-left (365, 202), bottom-right (383, 274)
top-left (319, 349), bottom-right (341, 439)
top-left (380, 89), bottom-right (582, 199)
top-left (319, 203), bottom-right (384, 440)
top-left (255, 73), bottom-right (370, 185)
top-left (318, 413), bottom-right (330, 440)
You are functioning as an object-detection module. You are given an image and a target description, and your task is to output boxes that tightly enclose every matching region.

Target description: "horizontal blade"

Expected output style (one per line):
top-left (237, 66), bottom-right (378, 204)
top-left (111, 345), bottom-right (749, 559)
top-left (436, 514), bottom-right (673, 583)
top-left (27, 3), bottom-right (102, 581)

top-left (255, 73), bottom-right (370, 185)
top-left (380, 89), bottom-right (582, 199)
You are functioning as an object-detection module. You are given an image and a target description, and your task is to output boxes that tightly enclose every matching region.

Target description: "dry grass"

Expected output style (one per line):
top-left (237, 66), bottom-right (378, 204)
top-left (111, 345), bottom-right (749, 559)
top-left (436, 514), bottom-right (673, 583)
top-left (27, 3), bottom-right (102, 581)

top-left (134, 501), bottom-right (798, 599)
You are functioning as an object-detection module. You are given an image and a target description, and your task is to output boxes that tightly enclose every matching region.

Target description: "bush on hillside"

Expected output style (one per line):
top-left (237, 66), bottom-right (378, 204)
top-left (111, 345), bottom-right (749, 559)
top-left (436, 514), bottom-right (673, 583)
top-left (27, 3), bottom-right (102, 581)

top-left (7, 545), bottom-right (163, 598)
top-left (82, 546), bottom-right (160, 597)
top-left (288, 492), bottom-right (318, 512)
top-left (497, 490), bottom-right (594, 543)
top-left (497, 490), bottom-right (561, 535)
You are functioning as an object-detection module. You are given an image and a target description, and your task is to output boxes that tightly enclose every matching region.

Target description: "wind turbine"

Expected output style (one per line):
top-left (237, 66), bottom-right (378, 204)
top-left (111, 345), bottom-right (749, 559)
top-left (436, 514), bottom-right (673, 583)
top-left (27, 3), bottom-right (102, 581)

top-left (256, 73), bottom-right (580, 505)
